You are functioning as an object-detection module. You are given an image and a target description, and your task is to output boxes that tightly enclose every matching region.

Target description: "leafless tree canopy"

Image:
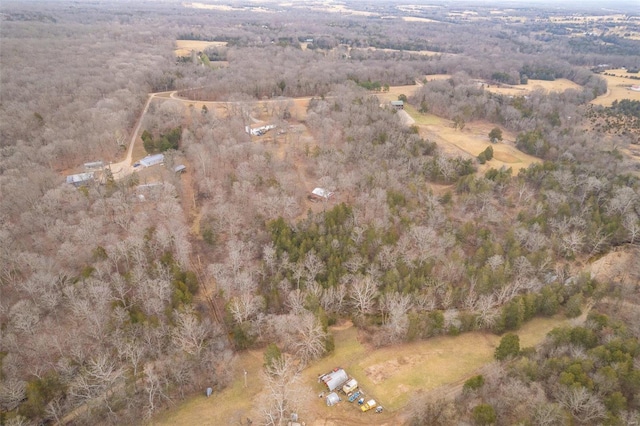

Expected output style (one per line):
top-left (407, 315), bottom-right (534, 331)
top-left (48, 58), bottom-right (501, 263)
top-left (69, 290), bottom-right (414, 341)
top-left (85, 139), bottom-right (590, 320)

top-left (1, 0), bottom-right (639, 423)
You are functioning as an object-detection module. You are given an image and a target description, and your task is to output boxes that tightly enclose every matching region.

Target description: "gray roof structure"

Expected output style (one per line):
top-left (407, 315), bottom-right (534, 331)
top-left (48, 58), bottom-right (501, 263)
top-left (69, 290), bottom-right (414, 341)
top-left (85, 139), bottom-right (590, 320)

top-left (139, 154), bottom-right (164, 167)
top-left (319, 368), bottom-right (348, 392)
top-left (66, 172), bottom-right (94, 187)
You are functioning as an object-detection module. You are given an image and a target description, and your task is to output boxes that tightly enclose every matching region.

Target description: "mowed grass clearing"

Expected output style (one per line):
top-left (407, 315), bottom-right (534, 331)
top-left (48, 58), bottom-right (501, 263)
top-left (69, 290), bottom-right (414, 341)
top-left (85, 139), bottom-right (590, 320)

top-left (174, 40), bottom-right (227, 57)
top-left (376, 87), bottom-right (541, 173)
top-left (151, 350), bottom-right (264, 426)
top-left (152, 314), bottom-right (573, 426)
top-left (591, 69), bottom-right (640, 107)
top-left (403, 106), bottom-right (541, 173)
top-left (484, 78), bottom-right (582, 96)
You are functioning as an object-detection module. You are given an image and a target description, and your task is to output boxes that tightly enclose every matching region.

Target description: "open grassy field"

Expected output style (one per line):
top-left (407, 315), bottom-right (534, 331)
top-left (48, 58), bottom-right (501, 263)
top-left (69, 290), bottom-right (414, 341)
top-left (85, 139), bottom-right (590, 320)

top-left (402, 106), bottom-right (541, 173)
top-left (152, 313), bottom-right (574, 426)
top-left (591, 69), bottom-right (640, 107)
top-left (183, 2), bottom-right (272, 13)
top-left (174, 40), bottom-right (227, 57)
top-left (349, 82), bottom-right (539, 174)
top-left (423, 74), bottom-right (453, 83)
top-left (401, 16), bottom-right (439, 23)
top-left (152, 350), bottom-right (263, 426)
top-left (365, 47), bottom-right (444, 56)
top-left (484, 78), bottom-right (582, 96)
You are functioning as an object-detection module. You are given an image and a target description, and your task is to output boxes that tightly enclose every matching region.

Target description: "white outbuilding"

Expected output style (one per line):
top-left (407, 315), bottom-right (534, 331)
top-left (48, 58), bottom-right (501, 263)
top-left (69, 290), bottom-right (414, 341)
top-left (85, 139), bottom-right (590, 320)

top-left (326, 392), bottom-right (340, 406)
top-left (309, 187), bottom-right (334, 202)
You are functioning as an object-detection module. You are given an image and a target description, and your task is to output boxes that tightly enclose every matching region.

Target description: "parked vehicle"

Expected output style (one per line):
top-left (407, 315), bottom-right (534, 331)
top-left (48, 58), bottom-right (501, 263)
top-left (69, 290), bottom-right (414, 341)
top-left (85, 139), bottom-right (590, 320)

top-left (348, 390), bottom-right (361, 402)
top-left (361, 399), bottom-right (376, 412)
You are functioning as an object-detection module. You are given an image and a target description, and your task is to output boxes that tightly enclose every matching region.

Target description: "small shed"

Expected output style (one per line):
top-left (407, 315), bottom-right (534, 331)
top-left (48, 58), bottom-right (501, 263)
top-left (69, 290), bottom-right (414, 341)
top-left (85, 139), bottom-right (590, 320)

top-left (174, 164), bottom-right (186, 174)
top-left (391, 100), bottom-right (404, 110)
top-left (342, 378), bottom-right (358, 394)
top-left (319, 368), bottom-right (348, 392)
top-left (309, 187), bottom-right (334, 202)
top-left (326, 392), bottom-right (340, 406)
top-left (139, 154), bottom-right (164, 168)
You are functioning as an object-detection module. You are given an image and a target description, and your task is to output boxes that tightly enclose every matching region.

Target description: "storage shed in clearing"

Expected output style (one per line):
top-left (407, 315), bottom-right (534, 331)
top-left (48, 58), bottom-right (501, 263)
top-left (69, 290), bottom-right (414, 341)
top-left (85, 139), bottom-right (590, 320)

top-left (319, 368), bottom-right (348, 392)
top-left (309, 187), bottom-right (334, 202)
top-left (326, 392), bottom-right (340, 406)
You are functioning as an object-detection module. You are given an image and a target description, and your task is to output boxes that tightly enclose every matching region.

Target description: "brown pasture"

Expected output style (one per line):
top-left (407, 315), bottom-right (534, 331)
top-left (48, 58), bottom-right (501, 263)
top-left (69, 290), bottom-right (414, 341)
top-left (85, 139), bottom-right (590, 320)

top-left (174, 40), bottom-right (227, 57)
top-left (591, 69), bottom-right (640, 107)
top-left (152, 314), bottom-right (576, 426)
top-left (484, 78), bottom-right (582, 97)
top-left (410, 113), bottom-right (541, 173)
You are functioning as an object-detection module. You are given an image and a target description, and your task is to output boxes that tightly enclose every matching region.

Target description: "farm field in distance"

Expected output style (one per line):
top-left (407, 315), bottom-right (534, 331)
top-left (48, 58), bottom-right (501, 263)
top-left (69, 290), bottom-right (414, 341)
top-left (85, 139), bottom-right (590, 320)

top-left (483, 78), bottom-right (582, 96)
top-left (174, 40), bottom-right (227, 57)
top-left (591, 68), bottom-right (640, 106)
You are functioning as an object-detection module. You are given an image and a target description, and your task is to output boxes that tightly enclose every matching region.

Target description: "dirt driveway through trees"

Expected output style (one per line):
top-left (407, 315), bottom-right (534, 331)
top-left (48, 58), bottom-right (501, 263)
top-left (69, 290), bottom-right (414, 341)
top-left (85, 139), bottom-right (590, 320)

top-left (114, 81), bottom-right (539, 185)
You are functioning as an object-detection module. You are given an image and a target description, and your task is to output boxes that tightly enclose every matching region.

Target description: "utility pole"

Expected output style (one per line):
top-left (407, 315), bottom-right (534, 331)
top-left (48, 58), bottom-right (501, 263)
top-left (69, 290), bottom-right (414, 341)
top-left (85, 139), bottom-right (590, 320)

top-left (244, 370), bottom-right (248, 388)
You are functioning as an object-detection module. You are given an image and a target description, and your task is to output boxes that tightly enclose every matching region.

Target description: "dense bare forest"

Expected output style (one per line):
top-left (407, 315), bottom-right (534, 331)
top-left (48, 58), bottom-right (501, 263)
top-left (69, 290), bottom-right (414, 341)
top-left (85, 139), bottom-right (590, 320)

top-left (1, 1), bottom-right (640, 425)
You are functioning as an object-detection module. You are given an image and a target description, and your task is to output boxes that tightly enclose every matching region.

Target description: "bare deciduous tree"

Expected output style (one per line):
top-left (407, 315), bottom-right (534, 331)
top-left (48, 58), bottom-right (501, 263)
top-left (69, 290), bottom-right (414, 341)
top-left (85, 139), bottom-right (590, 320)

top-left (260, 356), bottom-right (305, 426)
top-left (229, 293), bottom-right (264, 324)
top-left (556, 386), bottom-right (606, 424)
top-left (171, 307), bottom-right (210, 357)
top-left (350, 275), bottom-right (378, 316)
top-left (288, 313), bottom-right (327, 365)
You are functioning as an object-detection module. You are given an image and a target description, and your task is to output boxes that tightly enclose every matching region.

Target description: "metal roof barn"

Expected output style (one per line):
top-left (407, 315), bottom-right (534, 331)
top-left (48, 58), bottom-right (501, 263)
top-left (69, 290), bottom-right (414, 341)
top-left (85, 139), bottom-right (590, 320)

top-left (319, 368), bottom-right (348, 392)
top-left (66, 172), bottom-right (94, 187)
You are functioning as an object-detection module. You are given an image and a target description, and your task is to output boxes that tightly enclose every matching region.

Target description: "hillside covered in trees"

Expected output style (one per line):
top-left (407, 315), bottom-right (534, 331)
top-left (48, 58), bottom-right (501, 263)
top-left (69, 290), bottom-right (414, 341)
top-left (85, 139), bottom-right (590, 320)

top-left (1, 0), bottom-right (639, 425)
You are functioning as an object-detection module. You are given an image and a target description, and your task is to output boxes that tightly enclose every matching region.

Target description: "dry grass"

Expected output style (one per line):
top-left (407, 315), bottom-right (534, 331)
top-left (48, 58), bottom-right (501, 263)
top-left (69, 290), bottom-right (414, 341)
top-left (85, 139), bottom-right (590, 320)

top-left (403, 105), bottom-right (441, 126)
top-left (591, 69), bottom-right (640, 107)
top-left (423, 74), bottom-right (452, 82)
top-left (365, 46), bottom-right (443, 56)
top-left (403, 107), bottom-right (541, 173)
top-left (355, 333), bottom-right (498, 410)
top-left (549, 14), bottom-right (628, 24)
top-left (484, 79), bottom-right (582, 96)
top-left (174, 40), bottom-right (227, 57)
top-left (151, 351), bottom-right (264, 426)
top-left (152, 313), bottom-right (573, 425)
top-left (380, 79), bottom-right (557, 174)
top-left (306, 2), bottom-right (377, 17)
top-left (402, 16), bottom-right (439, 23)
top-left (183, 3), bottom-right (273, 13)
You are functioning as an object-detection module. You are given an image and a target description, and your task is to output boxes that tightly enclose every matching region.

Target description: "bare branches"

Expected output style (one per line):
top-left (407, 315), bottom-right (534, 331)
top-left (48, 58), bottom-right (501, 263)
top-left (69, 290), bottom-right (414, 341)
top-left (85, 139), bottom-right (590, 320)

top-left (171, 307), bottom-right (210, 357)
top-left (556, 386), bottom-right (606, 424)
top-left (288, 313), bottom-right (327, 365)
top-left (260, 356), bottom-right (304, 426)
top-left (350, 275), bottom-right (378, 317)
